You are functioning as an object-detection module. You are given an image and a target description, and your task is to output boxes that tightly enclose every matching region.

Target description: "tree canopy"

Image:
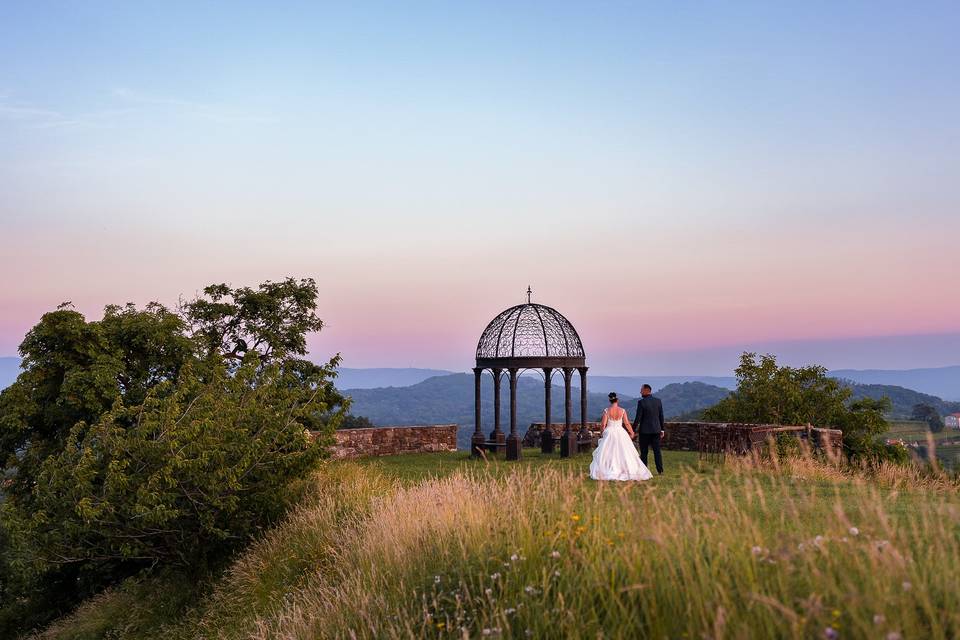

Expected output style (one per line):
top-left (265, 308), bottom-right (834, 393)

top-left (703, 353), bottom-right (894, 460)
top-left (0, 278), bottom-right (344, 634)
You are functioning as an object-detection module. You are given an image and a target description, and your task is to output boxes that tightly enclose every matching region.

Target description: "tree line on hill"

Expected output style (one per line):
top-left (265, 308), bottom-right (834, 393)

top-left (343, 375), bottom-right (731, 448)
top-left (343, 369), bottom-right (960, 448)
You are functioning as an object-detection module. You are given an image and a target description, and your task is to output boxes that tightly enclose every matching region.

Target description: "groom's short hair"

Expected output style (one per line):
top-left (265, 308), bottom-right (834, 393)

top-left (641, 384), bottom-right (652, 392)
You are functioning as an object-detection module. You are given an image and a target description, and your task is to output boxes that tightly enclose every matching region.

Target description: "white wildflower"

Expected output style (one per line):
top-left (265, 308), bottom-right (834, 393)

top-left (849, 526), bottom-right (860, 536)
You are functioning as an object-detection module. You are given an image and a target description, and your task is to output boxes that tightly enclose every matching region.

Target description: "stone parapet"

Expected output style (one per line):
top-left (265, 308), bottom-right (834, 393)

top-left (328, 424), bottom-right (458, 459)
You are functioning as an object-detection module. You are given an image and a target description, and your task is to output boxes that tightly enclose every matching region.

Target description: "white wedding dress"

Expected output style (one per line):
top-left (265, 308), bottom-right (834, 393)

top-left (589, 408), bottom-right (653, 481)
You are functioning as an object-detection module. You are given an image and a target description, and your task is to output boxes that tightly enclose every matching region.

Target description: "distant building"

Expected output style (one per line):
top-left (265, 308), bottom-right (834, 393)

top-left (945, 413), bottom-right (960, 430)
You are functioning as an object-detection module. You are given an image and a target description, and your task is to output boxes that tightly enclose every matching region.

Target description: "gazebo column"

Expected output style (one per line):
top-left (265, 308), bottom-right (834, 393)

top-left (541, 367), bottom-right (554, 453)
top-left (560, 367), bottom-right (577, 457)
top-left (577, 367), bottom-right (591, 449)
top-left (472, 367), bottom-right (485, 457)
top-left (489, 368), bottom-right (505, 453)
top-left (506, 368), bottom-right (521, 460)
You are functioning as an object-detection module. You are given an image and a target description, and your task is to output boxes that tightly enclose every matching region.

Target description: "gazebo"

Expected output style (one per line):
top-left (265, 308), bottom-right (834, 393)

top-left (472, 288), bottom-right (588, 460)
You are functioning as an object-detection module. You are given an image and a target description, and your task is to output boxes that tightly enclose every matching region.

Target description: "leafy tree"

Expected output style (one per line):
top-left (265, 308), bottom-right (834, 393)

top-left (704, 353), bottom-right (893, 460)
top-left (0, 303), bottom-right (193, 502)
top-left (20, 357), bottom-right (335, 571)
top-left (0, 278), bottom-right (343, 634)
top-left (911, 403), bottom-right (945, 433)
top-left (182, 278), bottom-right (323, 363)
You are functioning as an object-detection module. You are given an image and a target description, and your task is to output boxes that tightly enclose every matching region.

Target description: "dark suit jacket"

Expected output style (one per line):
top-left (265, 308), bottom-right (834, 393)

top-left (635, 395), bottom-right (665, 435)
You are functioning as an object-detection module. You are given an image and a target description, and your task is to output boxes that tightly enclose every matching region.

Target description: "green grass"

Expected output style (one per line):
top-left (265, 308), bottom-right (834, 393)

top-left (32, 450), bottom-right (960, 640)
top-left (886, 420), bottom-right (960, 442)
top-left (351, 448), bottom-right (702, 484)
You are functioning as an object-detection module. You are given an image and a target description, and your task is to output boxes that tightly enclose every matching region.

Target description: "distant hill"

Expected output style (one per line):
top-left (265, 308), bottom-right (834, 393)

top-left (344, 374), bottom-right (731, 449)
top-left (831, 366), bottom-right (960, 401)
top-left (845, 382), bottom-right (960, 419)
top-left (0, 357), bottom-right (20, 390)
top-left (587, 375), bottom-right (736, 396)
top-left (334, 367), bottom-right (457, 389)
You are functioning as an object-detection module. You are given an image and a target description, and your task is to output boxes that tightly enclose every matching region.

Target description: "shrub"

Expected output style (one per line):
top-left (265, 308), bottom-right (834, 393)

top-left (0, 278), bottom-right (344, 636)
top-left (704, 353), bottom-right (895, 462)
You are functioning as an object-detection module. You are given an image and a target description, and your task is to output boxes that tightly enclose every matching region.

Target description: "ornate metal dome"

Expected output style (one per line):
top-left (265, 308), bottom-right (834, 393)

top-left (475, 298), bottom-right (585, 367)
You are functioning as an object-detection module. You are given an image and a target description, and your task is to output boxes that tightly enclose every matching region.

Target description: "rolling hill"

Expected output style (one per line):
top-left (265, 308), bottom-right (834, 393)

top-left (832, 365), bottom-right (960, 401)
top-left (344, 374), bottom-right (731, 449)
top-left (333, 367), bottom-right (457, 389)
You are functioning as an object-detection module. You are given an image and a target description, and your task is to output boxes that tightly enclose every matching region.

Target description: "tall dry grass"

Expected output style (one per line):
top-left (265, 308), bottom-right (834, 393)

top-left (238, 461), bottom-right (960, 639)
top-left (35, 454), bottom-right (960, 639)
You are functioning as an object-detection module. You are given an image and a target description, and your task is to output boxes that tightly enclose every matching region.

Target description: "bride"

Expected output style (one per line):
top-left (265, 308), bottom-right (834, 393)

top-left (589, 392), bottom-right (653, 481)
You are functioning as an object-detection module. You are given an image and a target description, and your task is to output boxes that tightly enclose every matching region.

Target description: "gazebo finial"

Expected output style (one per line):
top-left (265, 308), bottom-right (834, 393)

top-left (527, 285), bottom-right (532, 304)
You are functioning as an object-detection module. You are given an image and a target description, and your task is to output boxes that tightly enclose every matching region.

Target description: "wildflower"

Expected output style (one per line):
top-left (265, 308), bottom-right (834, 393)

top-left (503, 562), bottom-right (510, 568)
top-left (798, 543), bottom-right (806, 551)
top-left (436, 622), bottom-right (446, 630)
top-left (510, 554), bottom-right (519, 562)
top-left (482, 629), bottom-right (492, 637)
top-left (524, 585), bottom-right (539, 595)
top-left (823, 626), bottom-right (838, 639)
top-left (751, 546), bottom-right (763, 556)
top-left (505, 608), bottom-right (516, 615)
top-left (873, 614), bottom-right (886, 625)
top-left (434, 575), bottom-right (441, 584)
top-left (554, 570), bottom-right (561, 578)
top-left (549, 550), bottom-right (560, 559)
top-left (901, 581), bottom-right (912, 592)
top-left (485, 588), bottom-right (493, 596)
top-left (814, 535), bottom-right (826, 546)
top-left (848, 527), bottom-right (860, 536)
top-left (490, 572), bottom-right (501, 580)
top-left (571, 514), bottom-right (581, 522)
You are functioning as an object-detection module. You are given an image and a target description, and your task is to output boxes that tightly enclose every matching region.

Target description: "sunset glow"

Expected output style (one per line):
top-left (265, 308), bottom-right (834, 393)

top-left (2, 3), bottom-right (958, 373)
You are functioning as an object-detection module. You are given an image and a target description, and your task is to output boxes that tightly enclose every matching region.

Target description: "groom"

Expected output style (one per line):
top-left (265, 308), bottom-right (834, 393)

top-left (634, 384), bottom-right (665, 475)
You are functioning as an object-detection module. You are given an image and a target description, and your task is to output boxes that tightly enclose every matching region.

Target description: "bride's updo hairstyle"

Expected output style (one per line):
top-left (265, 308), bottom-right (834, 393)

top-left (608, 392), bottom-right (618, 404)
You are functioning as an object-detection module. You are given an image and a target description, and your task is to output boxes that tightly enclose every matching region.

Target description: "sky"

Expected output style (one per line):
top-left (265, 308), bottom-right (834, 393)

top-left (1, 2), bottom-right (958, 375)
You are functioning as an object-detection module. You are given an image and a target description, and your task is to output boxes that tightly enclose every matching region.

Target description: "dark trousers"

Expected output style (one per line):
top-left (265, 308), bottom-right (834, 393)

top-left (637, 433), bottom-right (663, 474)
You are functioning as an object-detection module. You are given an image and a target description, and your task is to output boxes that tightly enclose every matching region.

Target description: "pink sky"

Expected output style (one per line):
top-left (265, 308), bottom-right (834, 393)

top-left (2, 3), bottom-right (958, 373)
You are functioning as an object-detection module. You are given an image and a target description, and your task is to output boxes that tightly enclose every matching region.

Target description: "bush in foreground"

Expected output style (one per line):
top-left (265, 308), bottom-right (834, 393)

top-left (0, 278), bottom-right (344, 636)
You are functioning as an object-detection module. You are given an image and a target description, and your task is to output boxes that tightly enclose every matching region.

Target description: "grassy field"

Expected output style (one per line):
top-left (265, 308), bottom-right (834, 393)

top-left (885, 420), bottom-right (960, 442)
top-left (33, 450), bottom-right (960, 640)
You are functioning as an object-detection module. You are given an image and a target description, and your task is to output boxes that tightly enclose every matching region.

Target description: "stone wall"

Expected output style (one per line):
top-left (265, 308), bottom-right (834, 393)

top-left (330, 424), bottom-right (458, 459)
top-left (522, 421), bottom-right (843, 455)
